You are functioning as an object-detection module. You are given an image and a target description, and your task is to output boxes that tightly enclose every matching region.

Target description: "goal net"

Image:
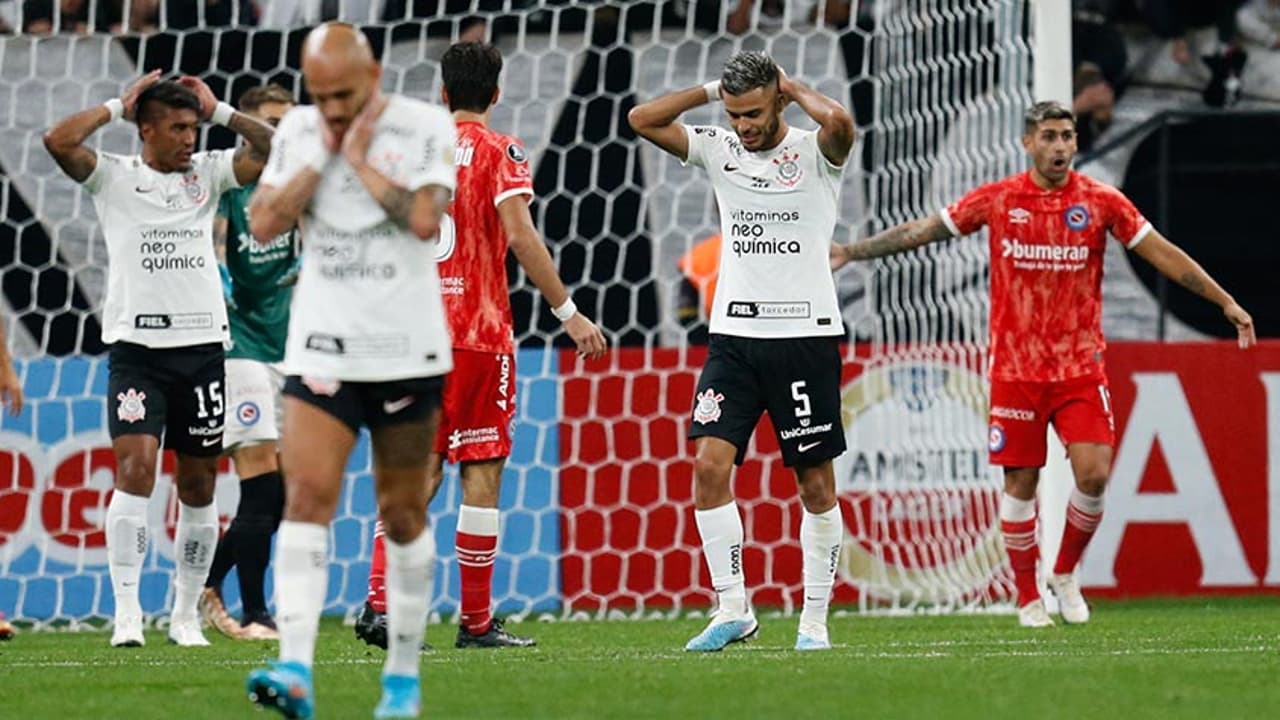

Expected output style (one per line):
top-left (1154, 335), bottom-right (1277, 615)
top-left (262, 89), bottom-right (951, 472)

top-left (0, 0), bottom-right (1030, 626)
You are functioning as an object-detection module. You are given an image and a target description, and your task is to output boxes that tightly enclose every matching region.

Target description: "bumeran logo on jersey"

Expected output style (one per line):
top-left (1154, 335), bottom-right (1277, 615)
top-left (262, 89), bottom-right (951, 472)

top-left (237, 231), bottom-right (292, 264)
top-left (832, 361), bottom-right (1006, 602)
top-left (1000, 238), bottom-right (1089, 272)
top-left (138, 228), bottom-right (206, 273)
top-left (727, 209), bottom-right (801, 257)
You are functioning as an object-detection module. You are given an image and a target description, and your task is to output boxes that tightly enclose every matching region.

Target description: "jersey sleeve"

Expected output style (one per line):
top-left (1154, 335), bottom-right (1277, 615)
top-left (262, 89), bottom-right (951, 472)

top-left (1102, 186), bottom-right (1153, 249)
top-left (940, 182), bottom-right (997, 237)
top-left (806, 129), bottom-right (845, 186)
top-left (494, 136), bottom-right (534, 206)
top-left (80, 151), bottom-right (121, 195)
top-left (217, 190), bottom-right (231, 219)
top-left (257, 108), bottom-right (306, 188)
top-left (681, 124), bottom-right (714, 169)
top-left (404, 106), bottom-right (457, 194)
top-left (207, 149), bottom-right (240, 195)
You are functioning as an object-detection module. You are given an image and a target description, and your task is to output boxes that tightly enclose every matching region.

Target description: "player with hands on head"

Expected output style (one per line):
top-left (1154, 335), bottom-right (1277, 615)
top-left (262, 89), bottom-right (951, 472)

top-left (43, 69), bottom-right (274, 649)
top-left (630, 51), bottom-right (855, 652)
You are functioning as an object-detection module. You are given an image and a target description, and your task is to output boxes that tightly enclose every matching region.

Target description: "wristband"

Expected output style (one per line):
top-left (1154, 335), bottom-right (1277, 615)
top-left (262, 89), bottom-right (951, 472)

top-left (703, 81), bottom-right (721, 103)
top-left (551, 298), bottom-right (578, 322)
top-left (210, 101), bottom-right (235, 126)
top-left (104, 98), bottom-right (124, 122)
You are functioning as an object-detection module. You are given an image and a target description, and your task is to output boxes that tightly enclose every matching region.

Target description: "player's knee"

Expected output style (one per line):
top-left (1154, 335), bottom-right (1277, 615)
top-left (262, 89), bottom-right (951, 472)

top-left (174, 459), bottom-right (217, 506)
top-left (379, 504), bottom-right (426, 544)
top-left (692, 452), bottom-right (732, 486)
top-left (1076, 469), bottom-right (1108, 497)
top-left (115, 453), bottom-right (156, 494)
top-left (798, 480), bottom-right (836, 514)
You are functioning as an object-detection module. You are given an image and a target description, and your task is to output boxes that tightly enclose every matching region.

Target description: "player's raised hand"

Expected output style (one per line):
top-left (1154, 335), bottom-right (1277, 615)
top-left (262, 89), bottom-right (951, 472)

top-left (177, 75), bottom-right (219, 121)
top-left (341, 93), bottom-right (388, 168)
top-left (120, 69), bottom-right (163, 121)
top-left (0, 362), bottom-right (23, 417)
top-left (564, 314), bottom-right (608, 361)
top-left (1224, 302), bottom-right (1256, 348)
top-left (776, 67), bottom-right (794, 107)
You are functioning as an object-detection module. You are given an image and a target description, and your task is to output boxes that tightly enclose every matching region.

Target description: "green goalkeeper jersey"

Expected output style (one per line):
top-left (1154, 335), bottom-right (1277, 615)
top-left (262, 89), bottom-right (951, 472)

top-left (219, 181), bottom-right (298, 362)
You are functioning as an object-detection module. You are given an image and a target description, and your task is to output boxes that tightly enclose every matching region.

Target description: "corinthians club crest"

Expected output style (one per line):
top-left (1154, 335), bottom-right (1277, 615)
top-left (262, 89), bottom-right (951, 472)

top-left (773, 149), bottom-right (803, 187)
top-left (693, 387), bottom-right (724, 425)
top-left (116, 388), bottom-right (147, 423)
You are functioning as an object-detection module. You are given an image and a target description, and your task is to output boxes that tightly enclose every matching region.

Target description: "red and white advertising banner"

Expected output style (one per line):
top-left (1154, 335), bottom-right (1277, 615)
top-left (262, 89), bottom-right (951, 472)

top-left (560, 342), bottom-right (1280, 610)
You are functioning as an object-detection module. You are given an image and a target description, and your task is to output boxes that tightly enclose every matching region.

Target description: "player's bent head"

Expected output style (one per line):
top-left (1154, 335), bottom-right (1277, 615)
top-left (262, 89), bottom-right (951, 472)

top-left (135, 80), bottom-right (202, 172)
top-left (302, 22), bottom-right (381, 138)
top-left (441, 42), bottom-right (503, 113)
top-left (719, 51), bottom-right (783, 152)
top-left (239, 83), bottom-right (295, 126)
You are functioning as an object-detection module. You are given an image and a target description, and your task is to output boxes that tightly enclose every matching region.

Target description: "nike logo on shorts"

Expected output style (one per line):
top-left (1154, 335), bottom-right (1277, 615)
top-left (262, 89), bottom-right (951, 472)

top-left (201, 437), bottom-right (221, 447)
top-left (798, 441), bottom-right (822, 453)
top-left (383, 396), bottom-right (415, 414)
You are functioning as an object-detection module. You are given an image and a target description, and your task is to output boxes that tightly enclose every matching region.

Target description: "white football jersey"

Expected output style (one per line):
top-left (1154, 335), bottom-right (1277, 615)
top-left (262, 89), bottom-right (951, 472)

top-left (261, 95), bottom-right (457, 382)
top-left (84, 150), bottom-right (237, 347)
top-left (683, 125), bottom-right (845, 338)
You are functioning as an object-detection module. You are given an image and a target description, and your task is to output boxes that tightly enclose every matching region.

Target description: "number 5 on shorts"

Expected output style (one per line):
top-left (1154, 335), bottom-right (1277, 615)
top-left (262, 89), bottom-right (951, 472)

top-left (792, 380), bottom-right (811, 419)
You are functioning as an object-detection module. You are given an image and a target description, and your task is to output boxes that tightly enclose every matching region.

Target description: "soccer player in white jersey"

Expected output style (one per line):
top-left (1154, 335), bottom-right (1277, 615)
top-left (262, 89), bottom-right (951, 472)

top-left (43, 72), bottom-right (274, 648)
top-left (630, 51), bottom-right (855, 652)
top-left (243, 24), bottom-right (455, 720)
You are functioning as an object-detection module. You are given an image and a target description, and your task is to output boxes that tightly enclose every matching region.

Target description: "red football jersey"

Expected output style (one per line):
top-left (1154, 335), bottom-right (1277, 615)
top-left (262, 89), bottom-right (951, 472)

top-left (438, 120), bottom-right (534, 353)
top-left (941, 170), bottom-right (1152, 382)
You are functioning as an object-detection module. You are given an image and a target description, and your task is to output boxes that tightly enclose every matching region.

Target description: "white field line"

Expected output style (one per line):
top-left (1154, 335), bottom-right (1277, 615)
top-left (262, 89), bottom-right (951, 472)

top-left (6, 643), bottom-right (1276, 669)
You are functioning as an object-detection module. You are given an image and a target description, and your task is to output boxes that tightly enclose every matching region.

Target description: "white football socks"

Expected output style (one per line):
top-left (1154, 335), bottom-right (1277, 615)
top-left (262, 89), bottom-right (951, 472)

top-left (799, 504), bottom-right (843, 632)
top-left (275, 521), bottom-right (329, 668)
top-left (383, 526), bottom-right (436, 678)
top-left (106, 490), bottom-right (150, 621)
top-left (694, 502), bottom-right (748, 617)
top-left (171, 501), bottom-right (218, 624)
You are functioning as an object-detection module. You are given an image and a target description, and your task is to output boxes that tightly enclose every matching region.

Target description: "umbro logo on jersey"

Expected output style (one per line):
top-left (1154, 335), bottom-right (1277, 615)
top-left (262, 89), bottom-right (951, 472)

top-left (723, 162), bottom-right (740, 172)
top-left (383, 396), bottom-right (415, 415)
top-left (1008, 207), bottom-right (1030, 224)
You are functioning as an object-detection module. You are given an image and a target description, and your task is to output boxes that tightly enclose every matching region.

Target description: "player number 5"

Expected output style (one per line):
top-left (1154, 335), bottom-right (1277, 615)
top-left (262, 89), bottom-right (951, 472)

top-left (791, 380), bottom-right (811, 419)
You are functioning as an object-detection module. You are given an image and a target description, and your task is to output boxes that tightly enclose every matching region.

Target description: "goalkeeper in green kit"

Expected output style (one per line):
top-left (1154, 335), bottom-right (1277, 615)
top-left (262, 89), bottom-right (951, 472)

top-left (199, 83), bottom-right (300, 641)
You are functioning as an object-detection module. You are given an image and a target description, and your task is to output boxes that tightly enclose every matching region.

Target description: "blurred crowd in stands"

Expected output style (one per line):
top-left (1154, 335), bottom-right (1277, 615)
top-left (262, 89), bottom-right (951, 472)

top-left (3, 0), bottom-right (1278, 143)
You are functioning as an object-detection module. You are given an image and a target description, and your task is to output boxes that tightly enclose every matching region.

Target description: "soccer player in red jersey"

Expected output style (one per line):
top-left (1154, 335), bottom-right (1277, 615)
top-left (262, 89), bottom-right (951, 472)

top-left (831, 100), bottom-right (1255, 627)
top-left (356, 42), bottom-right (607, 649)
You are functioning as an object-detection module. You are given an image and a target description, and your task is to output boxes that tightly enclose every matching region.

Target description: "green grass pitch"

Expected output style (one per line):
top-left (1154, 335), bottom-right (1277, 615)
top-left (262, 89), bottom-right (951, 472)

top-left (3, 597), bottom-right (1278, 719)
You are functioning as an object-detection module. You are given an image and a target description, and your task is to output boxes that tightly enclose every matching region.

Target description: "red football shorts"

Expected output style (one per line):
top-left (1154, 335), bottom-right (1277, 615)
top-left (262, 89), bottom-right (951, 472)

top-left (987, 374), bottom-right (1114, 467)
top-left (434, 349), bottom-right (517, 463)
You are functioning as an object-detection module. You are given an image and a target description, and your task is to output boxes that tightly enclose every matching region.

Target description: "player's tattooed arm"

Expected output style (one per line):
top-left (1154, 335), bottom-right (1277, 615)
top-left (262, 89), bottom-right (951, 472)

top-left (249, 172), bottom-right (323, 243)
top-left (227, 112), bottom-right (275, 184)
top-left (43, 70), bottom-right (162, 183)
top-left (175, 75), bottom-right (275, 184)
top-left (831, 215), bottom-right (953, 270)
top-left (1132, 229), bottom-right (1257, 347)
top-left (352, 163), bottom-right (449, 238)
